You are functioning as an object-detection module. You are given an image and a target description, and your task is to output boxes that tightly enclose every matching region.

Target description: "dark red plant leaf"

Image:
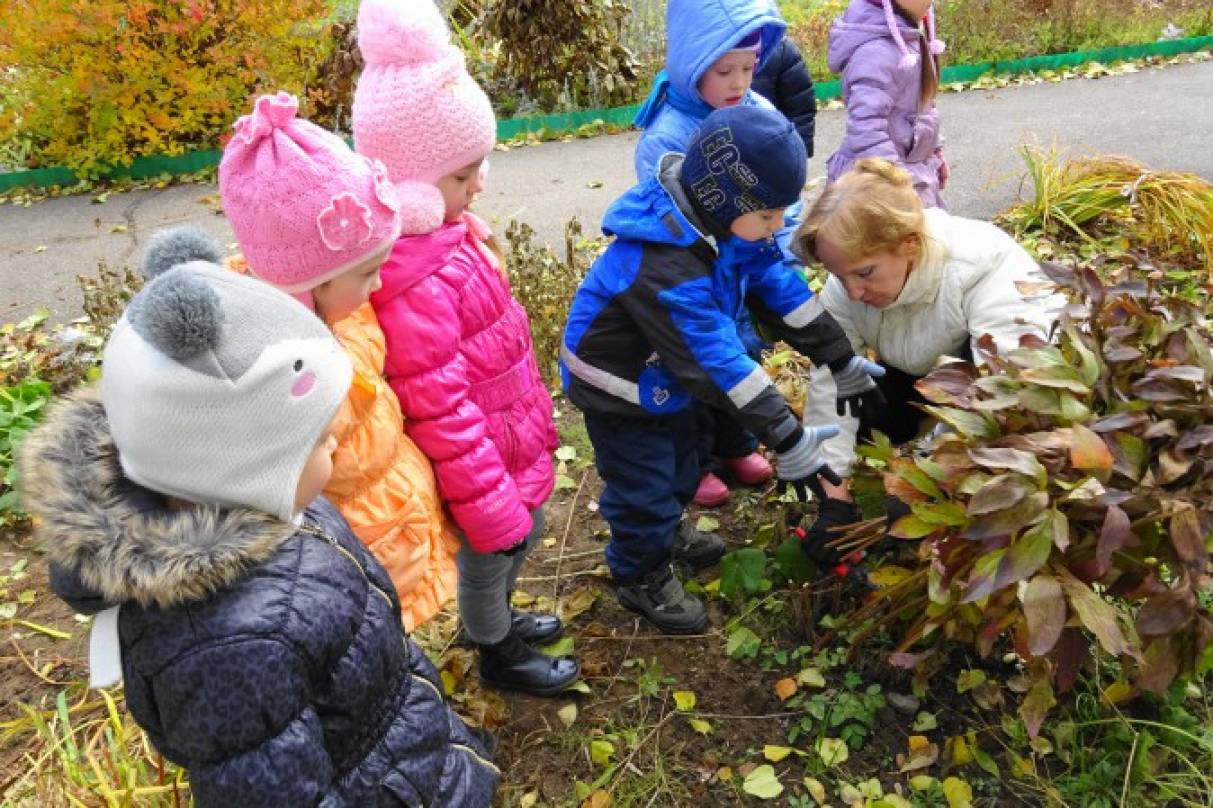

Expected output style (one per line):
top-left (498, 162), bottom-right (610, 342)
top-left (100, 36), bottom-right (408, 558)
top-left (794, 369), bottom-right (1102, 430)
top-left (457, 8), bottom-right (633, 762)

top-left (1059, 568), bottom-right (1132, 658)
top-left (1176, 425), bottom-right (1213, 451)
top-left (963, 493), bottom-right (1049, 541)
top-left (997, 511), bottom-right (1061, 589)
top-left (1023, 572), bottom-right (1065, 657)
top-left (1055, 628), bottom-right (1086, 694)
top-left (967, 474), bottom-right (1036, 516)
top-left (968, 448), bottom-right (1047, 485)
top-left (1137, 634), bottom-right (1179, 695)
top-left (1038, 260), bottom-right (1079, 290)
top-left (1157, 447), bottom-right (1197, 486)
top-left (1143, 419), bottom-right (1179, 440)
top-left (1104, 343), bottom-right (1144, 363)
top-left (1132, 377), bottom-right (1187, 402)
top-left (1169, 507), bottom-right (1207, 568)
top-left (1020, 675), bottom-right (1056, 740)
top-left (915, 364), bottom-right (979, 406)
top-left (889, 649), bottom-right (934, 669)
top-left (1136, 589), bottom-right (1196, 637)
top-left (1095, 506), bottom-right (1132, 577)
top-left (1089, 411), bottom-right (1150, 433)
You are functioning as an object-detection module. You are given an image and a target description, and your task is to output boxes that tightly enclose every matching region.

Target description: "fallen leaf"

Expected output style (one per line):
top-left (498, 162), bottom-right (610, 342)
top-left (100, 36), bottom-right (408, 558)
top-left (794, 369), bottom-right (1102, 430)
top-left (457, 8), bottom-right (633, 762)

top-left (912, 711), bottom-right (938, 731)
top-left (956, 669), bottom-right (986, 694)
top-left (1102, 681), bottom-right (1132, 705)
top-left (804, 776), bottom-right (827, 804)
top-left (763, 744), bottom-right (794, 762)
top-left (716, 766), bottom-right (733, 781)
top-left (580, 790), bottom-right (611, 808)
top-left (816, 737), bottom-right (849, 766)
top-left (797, 667), bottom-right (826, 688)
top-left (689, 718), bottom-right (713, 735)
top-left (695, 515), bottom-right (720, 533)
top-left (942, 776), bottom-right (974, 808)
top-left (557, 703), bottom-right (578, 728)
top-left (774, 678), bottom-right (798, 701)
top-left (909, 774), bottom-right (938, 791)
top-left (898, 735), bottom-right (940, 772)
top-left (741, 764), bottom-right (784, 799)
top-left (520, 790), bottom-right (539, 808)
top-left (673, 690), bottom-right (697, 711)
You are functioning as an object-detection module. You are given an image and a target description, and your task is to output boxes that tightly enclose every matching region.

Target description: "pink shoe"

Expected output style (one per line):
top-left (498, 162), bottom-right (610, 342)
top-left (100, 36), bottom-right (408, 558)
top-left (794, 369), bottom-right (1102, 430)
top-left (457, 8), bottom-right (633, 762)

top-left (724, 452), bottom-right (774, 486)
top-left (693, 472), bottom-right (730, 508)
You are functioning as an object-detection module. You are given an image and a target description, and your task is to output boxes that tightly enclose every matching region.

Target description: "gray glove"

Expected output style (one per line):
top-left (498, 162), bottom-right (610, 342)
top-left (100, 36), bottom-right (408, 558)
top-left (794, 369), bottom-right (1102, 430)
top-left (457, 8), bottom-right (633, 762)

top-left (776, 424), bottom-right (842, 502)
top-left (829, 356), bottom-right (886, 418)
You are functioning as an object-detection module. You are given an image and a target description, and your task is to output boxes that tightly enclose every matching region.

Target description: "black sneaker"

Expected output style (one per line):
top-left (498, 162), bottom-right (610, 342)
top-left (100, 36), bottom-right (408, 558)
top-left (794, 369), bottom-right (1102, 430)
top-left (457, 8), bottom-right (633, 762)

top-left (616, 564), bottom-right (709, 635)
top-left (511, 608), bottom-right (564, 645)
top-left (672, 520), bottom-right (725, 569)
top-left (478, 631), bottom-right (580, 697)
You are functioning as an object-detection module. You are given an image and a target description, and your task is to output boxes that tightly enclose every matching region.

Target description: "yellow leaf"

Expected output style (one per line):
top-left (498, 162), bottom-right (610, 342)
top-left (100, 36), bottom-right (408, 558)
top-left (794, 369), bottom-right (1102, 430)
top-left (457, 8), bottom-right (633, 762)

top-left (1102, 682), bottom-right (1132, 705)
top-left (580, 790), bottom-right (611, 808)
top-left (947, 734), bottom-right (973, 766)
top-left (440, 670), bottom-right (457, 696)
top-left (942, 776), bottom-right (974, 808)
top-left (520, 791), bottom-right (539, 808)
top-left (689, 718), bottom-right (713, 735)
top-left (898, 735), bottom-right (940, 772)
top-left (910, 775), bottom-right (938, 791)
top-left (511, 590), bottom-right (536, 608)
top-left (803, 776), bottom-right (827, 804)
top-left (816, 737), bottom-right (849, 766)
top-left (797, 667), bottom-right (826, 688)
top-left (763, 744), bottom-right (795, 762)
top-left (557, 703), bottom-right (577, 728)
top-left (673, 690), bottom-right (697, 711)
top-left (774, 677), bottom-right (798, 701)
top-left (717, 766), bottom-right (733, 781)
top-left (868, 565), bottom-right (913, 587)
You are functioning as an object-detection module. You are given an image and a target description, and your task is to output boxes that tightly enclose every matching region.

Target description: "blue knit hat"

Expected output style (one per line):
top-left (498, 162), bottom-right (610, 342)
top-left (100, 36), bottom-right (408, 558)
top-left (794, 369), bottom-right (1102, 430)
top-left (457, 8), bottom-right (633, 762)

top-left (679, 105), bottom-right (807, 229)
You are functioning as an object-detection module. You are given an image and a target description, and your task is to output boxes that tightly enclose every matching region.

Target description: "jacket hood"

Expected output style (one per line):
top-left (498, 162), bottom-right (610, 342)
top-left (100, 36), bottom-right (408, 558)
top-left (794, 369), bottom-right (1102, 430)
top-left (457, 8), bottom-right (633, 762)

top-left (19, 387), bottom-right (297, 610)
top-left (602, 154), bottom-right (718, 247)
top-left (667, 0), bottom-right (786, 105)
top-left (828, 0), bottom-right (918, 73)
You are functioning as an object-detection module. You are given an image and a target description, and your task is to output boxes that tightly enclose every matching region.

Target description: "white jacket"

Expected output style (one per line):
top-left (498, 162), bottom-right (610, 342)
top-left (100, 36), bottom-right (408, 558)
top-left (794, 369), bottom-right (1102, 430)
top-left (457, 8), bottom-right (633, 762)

top-left (804, 208), bottom-right (1062, 474)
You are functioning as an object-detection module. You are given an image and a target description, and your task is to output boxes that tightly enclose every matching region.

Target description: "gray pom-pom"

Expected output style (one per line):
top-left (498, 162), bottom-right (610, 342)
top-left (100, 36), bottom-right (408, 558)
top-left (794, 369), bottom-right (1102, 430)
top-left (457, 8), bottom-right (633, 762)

top-left (128, 267), bottom-right (223, 359)
top-left (142, 226), bottom-right (222, 279)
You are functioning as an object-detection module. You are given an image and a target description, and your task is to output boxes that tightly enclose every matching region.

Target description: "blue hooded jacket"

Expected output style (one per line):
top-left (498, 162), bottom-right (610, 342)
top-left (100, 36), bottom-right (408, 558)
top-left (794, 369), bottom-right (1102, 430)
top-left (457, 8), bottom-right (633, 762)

top-left (561, 155), bottom-right (853, 451)
top-left (633, 0), bottom-right (787, 182)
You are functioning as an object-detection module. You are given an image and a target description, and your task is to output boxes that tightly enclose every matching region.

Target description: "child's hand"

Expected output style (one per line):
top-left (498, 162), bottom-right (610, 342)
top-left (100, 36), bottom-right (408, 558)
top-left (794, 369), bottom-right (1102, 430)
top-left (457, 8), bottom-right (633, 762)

top-left (937, 154), bottom-right (950, 190)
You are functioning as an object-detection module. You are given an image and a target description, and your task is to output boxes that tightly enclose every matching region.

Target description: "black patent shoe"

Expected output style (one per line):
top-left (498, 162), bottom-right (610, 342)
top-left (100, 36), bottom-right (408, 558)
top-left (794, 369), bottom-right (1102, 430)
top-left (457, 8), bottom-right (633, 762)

top-left (478, 631), bottom-right (580, 697)
top-left (511, 608), bottom-right (564, 645)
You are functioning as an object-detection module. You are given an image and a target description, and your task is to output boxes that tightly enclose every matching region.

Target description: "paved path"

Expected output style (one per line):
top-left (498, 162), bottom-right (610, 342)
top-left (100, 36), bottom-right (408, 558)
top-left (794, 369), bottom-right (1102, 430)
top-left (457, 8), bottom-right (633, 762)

top-left (2, 59), bottom-right (1211, 321)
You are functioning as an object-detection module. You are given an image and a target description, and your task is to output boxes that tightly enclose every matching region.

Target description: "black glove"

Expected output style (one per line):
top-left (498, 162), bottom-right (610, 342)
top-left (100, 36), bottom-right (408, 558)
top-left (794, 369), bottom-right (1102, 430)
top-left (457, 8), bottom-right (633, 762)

top-left (884, 495), bottom-right (912, 530)
top-left (776, 424), bottom-right (843, 503)
top-left (799, 497), bottom-right (862, 567)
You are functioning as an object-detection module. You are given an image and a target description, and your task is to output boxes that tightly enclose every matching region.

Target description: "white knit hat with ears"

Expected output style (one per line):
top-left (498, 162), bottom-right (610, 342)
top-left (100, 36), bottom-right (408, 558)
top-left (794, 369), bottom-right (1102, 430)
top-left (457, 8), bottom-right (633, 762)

top-left (101, 227), bottom-right (352, 521)
top-left (881, 0), bottom-right (946, 71)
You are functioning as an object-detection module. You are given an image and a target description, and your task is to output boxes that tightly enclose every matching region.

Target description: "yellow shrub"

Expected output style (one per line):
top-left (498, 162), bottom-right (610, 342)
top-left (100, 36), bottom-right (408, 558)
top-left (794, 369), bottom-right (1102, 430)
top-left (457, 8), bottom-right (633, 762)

top-left (0, 0), bottom-right (334, 176)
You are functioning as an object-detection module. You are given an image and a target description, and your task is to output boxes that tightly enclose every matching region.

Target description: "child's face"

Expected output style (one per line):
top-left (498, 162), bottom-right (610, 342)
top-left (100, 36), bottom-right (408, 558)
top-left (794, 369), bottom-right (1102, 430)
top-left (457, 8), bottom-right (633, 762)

top-left (729, 208), bottom-right (786, 242)
top-left (815, 234), bottom-right (917, 309)
top-left (293, 424), bottom-right (339, 514)
top-left (895, 0), bottom-right (932, 20)
top-left (697, 51), bottom-right (758, 109)
top-left (436, 157), bottom-right (487, 222)
top-left (311, 242), bottom-right (390, 323)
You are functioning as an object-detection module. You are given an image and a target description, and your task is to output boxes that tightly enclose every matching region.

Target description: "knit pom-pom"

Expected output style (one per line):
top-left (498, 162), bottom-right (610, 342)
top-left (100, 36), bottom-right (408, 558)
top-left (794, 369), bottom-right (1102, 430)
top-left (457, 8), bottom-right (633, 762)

top-left (128, 267), bottom-right (223, 360)
top-left (930, 39), bottom-right (946, 55)
top-left (898, 52), bottom-right (920, 70)
top-left (143, 226), bottom-right (222, 279)
top-left (395, 180), bottom-right (447, 235)
top-left (357, 0), bottom-right (451, 66)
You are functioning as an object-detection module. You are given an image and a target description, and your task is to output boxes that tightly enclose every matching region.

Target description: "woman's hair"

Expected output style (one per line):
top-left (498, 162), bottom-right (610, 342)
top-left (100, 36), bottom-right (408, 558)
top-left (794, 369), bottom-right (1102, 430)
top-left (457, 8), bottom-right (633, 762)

top-left (918, 25), bottom-right (941, 106)
top-left (794, 158), bottom-right (926, 265)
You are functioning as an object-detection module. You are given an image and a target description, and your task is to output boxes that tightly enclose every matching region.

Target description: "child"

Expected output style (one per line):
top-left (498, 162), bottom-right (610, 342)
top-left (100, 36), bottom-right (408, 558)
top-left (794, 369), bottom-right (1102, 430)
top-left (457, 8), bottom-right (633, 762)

top-left (352, 0), bottom-right (577, 696)
top-left (795, 158), bottom-right (1061, 559)
top-left (632, 0), bottom-right (787, 182)
top-left (635, 0), bottom-right (811, 509)
top-left (217, 91), bottom-right (465, 633)
top-left (561, 106), bottom-right (883, 634)
top-left (827, 0), bottom-right (947, 208)
top-left (751, 35), bottom-right (817, 159)
top-left (20, 245), bottom-right (499, 806)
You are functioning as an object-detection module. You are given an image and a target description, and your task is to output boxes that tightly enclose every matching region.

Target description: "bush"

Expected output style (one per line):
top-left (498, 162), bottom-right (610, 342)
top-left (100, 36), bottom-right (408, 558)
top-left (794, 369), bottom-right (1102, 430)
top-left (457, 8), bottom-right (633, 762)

top-left (503, 218), bottom-right (603, 385)
top-left (0, 0), bottom-right (335, 175)
top-left (483, 0), bottom-right (640, 111)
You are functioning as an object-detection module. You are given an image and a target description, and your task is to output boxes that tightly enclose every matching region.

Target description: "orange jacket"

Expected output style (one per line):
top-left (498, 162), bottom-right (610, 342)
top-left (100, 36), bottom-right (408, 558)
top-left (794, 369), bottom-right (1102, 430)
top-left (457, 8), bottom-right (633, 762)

top-left (325, 304), bottom-right (460, 631)
top-left (229, 259), bottom-right (459, 629)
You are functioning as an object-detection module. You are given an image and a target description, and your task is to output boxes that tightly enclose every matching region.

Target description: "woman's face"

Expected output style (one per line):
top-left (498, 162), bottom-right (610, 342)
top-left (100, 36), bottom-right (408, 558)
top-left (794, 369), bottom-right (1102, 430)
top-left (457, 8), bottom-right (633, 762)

top-left (815, 235), bottom-right (917, 309)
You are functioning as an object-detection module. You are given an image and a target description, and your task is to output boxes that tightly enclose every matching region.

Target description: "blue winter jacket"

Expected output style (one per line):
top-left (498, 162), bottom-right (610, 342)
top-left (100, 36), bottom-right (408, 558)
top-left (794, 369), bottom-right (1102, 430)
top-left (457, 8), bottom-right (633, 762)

top-left (632, 0), bottom-right (787, 181)
top-left (561, 155), bottom-right (854, 450)
top-left (23, 389), bottom-right (499, 808)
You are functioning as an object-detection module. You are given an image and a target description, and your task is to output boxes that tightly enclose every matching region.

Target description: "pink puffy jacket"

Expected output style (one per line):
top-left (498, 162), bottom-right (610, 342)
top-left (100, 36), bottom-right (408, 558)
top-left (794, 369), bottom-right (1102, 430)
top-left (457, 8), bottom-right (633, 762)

top-left (371, 213), bottom-right (558, 553)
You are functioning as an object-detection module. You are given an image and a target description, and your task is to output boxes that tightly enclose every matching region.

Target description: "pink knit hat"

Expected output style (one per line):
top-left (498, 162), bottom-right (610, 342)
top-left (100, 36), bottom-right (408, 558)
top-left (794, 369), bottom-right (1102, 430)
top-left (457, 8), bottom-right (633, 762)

top-left (352, 0), bottom-right (497, 235)
top-left (219, 92), bottom-right (402, 293)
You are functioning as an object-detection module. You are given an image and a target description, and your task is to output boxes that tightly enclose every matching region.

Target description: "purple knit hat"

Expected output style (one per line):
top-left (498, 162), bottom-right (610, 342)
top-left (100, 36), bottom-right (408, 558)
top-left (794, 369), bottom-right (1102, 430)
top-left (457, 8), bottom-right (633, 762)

top-left (219, 92), bottom-right (402, 293)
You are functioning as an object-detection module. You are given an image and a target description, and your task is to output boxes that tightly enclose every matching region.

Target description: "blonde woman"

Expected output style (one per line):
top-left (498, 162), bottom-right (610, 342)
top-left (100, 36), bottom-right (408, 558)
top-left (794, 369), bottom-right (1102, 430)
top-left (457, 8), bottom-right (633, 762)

top-left (794, 158), bottom-right (1062, 559)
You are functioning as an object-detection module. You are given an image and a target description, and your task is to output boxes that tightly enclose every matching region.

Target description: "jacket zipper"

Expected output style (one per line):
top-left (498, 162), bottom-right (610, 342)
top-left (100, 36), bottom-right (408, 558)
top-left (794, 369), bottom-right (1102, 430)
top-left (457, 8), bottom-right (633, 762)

top-left (299, 524), bottom-right (395, 610)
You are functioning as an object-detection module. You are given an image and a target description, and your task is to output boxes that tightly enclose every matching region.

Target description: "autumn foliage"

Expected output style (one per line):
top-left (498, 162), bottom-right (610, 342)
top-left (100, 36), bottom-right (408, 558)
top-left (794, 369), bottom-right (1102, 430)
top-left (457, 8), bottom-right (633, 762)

top-left (857, 260), bottom-right (1213, 737)
top-left (0, 0), bottom-right (333, 175)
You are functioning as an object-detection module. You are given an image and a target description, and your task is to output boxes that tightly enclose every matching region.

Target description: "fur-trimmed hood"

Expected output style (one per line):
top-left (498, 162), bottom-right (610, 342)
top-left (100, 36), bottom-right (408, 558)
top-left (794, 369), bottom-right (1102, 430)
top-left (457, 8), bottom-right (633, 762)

top-left (19, 386), bottom-right (296, 610)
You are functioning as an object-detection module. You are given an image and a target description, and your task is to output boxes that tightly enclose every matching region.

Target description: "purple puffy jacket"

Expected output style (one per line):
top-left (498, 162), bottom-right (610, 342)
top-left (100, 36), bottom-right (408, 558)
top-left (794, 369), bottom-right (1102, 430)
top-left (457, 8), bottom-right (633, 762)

top-left (826, 0), bottom-right (945, 208)
top-left (371, 213), bottom-right (557, 554)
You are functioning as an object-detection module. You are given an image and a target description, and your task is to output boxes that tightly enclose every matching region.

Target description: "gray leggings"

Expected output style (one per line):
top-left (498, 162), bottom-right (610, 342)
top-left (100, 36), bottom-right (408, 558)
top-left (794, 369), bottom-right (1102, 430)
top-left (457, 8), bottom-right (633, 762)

top-left (457, 508), bottom-right (545, 645)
